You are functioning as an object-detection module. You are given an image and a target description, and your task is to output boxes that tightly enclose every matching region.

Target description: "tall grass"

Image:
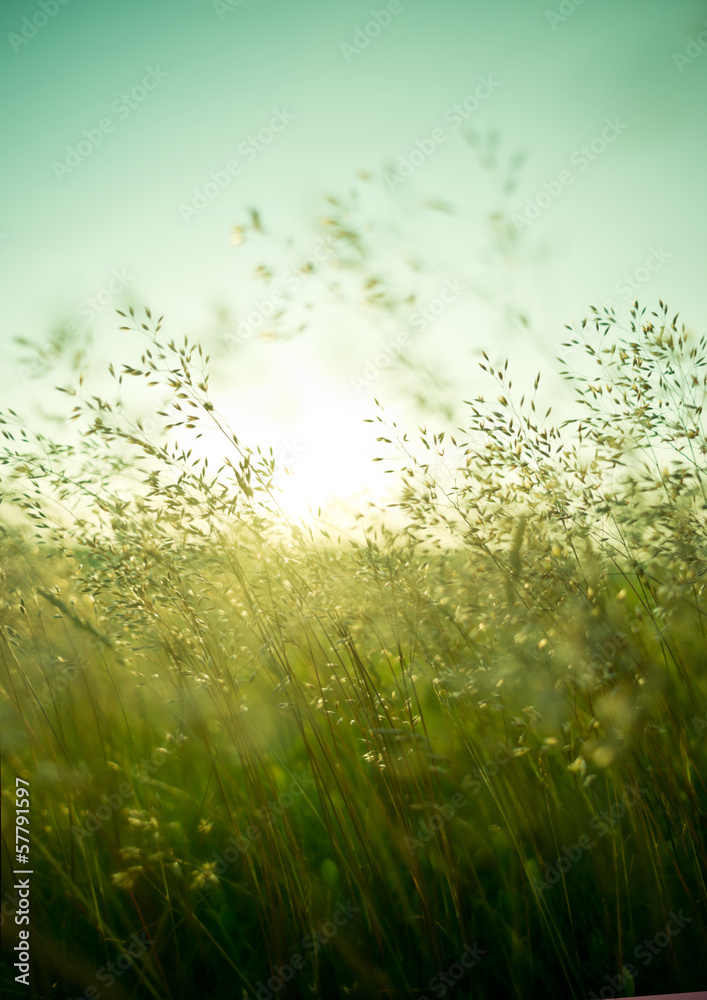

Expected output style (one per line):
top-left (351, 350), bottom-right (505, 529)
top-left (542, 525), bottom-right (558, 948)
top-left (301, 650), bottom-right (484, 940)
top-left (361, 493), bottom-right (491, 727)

top-left (1, 301), bottom-right (705, 999)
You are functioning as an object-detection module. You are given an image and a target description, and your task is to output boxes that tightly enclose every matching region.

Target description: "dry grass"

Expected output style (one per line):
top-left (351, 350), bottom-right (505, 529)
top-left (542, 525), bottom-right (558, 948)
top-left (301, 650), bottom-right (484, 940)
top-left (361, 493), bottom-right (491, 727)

top-left (1, 301), bottom-right (706, 999)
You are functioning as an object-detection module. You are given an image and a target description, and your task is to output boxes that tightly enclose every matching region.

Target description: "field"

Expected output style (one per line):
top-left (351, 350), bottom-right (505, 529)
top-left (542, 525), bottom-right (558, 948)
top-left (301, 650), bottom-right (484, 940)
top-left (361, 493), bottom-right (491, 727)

top-left (1, 301), bottom-right (706, 999)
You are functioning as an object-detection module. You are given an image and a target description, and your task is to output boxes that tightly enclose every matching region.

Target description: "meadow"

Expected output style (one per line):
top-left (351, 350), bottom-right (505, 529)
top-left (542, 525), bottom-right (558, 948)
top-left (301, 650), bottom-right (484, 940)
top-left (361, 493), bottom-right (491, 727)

top-left (1, 300), bottom-right (706, 999)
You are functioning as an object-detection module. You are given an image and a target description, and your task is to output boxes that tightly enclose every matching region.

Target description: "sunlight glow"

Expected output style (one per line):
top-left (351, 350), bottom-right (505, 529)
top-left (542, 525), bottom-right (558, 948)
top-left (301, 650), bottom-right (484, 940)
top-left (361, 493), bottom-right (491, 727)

top-left (208, 358), bottom-right (391, 525)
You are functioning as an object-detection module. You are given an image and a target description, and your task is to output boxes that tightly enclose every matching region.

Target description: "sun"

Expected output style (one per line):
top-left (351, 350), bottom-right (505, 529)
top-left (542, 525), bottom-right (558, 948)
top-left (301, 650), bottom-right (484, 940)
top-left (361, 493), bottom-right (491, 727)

top-left (200, 358), bottom-right (391, 526)
top-left (272, 442), bottom-right (376, 524)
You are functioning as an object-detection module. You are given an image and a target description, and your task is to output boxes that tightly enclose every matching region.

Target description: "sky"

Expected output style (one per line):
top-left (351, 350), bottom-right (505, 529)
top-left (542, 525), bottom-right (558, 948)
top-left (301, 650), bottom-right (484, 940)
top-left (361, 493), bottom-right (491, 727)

top-left (1, 0), bottom-right (706, 520)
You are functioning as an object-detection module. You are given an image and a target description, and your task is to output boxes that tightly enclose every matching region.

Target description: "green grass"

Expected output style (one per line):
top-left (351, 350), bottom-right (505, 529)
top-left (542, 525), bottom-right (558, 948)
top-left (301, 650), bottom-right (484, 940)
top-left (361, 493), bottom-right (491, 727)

top-left (1, 301), bottom-right (706, 999)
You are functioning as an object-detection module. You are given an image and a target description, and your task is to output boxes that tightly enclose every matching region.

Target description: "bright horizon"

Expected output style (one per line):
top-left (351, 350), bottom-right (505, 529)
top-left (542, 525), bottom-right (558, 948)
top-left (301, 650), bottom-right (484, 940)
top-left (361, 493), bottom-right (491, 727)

top-left (1, 0), bottom-right (706, 519)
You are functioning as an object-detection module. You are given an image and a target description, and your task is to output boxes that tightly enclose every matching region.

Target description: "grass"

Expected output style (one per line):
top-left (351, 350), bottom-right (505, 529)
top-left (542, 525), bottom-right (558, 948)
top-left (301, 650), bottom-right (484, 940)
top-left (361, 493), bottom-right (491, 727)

top-left (1, 300), bottom-right (706, 999)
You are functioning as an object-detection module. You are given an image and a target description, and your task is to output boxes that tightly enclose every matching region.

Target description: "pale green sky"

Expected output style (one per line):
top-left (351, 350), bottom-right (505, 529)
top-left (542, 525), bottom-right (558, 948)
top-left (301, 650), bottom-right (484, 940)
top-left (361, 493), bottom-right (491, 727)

top-left (1, 0), bottom-right (706, 517)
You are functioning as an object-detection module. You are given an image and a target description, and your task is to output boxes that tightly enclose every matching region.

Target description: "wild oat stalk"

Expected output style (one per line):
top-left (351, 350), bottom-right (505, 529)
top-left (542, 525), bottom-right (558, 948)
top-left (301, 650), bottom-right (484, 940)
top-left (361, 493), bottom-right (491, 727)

top-left (1, 300), bottom-right (705, 1000)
